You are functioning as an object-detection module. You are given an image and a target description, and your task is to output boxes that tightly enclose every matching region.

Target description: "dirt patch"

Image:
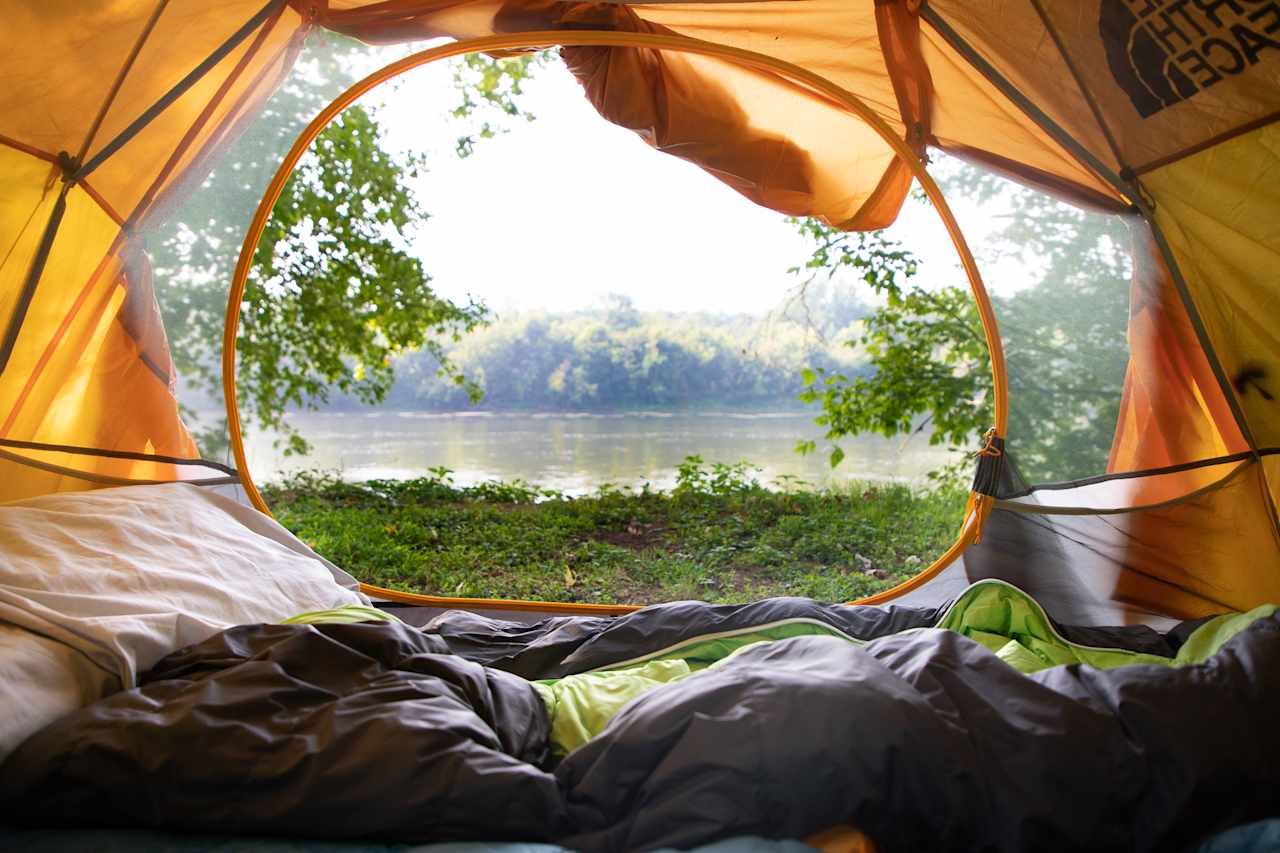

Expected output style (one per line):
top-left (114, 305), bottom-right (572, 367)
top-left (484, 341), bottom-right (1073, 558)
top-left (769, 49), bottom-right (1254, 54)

top-left (612, 578), bottom-right (672, 606)
top-left (727, 564), bottom-right (775, 593)
top-left (589, 520), bottom-right (671, 552)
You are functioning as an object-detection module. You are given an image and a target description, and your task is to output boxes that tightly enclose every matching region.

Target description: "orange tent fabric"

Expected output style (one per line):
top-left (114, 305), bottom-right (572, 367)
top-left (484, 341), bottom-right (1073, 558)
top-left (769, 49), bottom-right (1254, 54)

top-left (2, 0), bottom-right (1278, 618)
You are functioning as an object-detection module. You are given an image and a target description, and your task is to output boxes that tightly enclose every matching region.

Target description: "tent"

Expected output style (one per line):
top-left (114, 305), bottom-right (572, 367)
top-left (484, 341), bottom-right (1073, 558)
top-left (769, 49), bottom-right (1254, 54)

top-left (4, 0), bottom-right (1279, 626)
top-left (2, 4), bottom-right (1280, 850)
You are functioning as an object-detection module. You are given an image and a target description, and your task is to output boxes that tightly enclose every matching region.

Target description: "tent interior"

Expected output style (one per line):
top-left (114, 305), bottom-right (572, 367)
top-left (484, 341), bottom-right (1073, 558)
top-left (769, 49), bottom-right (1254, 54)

top-left (2, 2), bottom-right (1279, 851)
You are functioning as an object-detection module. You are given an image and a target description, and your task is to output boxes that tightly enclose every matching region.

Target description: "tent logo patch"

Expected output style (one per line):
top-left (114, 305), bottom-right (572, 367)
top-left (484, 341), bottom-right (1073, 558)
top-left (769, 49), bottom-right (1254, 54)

top-left (1099, 0), bottom-right (1280, 118)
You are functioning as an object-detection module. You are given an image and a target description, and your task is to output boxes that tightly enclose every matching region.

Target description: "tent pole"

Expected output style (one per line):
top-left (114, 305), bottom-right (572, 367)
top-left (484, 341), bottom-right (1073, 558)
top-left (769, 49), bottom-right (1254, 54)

top-left (222, 30), bottom-right (1008, 612)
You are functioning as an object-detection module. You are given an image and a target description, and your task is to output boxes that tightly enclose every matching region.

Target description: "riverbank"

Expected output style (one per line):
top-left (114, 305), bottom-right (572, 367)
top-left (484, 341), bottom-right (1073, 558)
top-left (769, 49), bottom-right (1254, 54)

top-left (241, 409), bottom-right (959, 493)
top-left (263, 463), bottom-right (967, 605)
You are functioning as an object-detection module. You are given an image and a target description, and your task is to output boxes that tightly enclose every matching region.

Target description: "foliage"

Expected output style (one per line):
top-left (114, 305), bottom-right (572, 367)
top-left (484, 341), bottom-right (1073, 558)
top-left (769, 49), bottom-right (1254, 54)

top-left (450, 51), bottom-right (546, 157)
top-left (236, 106), bottom-right (488, 455)
top-left (368, 295), bottom-right (868, 411)
top-left (149, 33), bottom-right (547, 455)
top-left (787, 219), bottom-right (920, 294)
top-left (792, 163), bottom-right (1132, 484)
top-left (795, 276), bottom-right (988, 468)
top-left (673, 455), bottom-right (763, 497)
top-left (275, 466), bottom-right (563, 506)
top-left (263, 469), bottom-right (967, 605)
top-left (959, 170), bottom-right (1131, 482)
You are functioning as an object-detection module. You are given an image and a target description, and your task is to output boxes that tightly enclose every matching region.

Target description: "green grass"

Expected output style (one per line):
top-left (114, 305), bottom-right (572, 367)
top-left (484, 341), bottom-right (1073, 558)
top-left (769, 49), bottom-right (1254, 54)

top-left (263, 463), bottom-right (968, 606)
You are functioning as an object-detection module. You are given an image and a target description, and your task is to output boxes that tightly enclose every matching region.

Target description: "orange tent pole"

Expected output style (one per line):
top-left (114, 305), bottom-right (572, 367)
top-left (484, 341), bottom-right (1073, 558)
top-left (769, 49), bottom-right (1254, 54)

top-left (223, 30), bottom-right (1008, 613)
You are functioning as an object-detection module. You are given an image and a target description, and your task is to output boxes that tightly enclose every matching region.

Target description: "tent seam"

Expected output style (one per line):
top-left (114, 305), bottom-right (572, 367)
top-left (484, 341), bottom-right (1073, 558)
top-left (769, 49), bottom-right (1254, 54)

top-left (74, 0), bottom-right (288, 182)
top-left (1025, 0), bottom-right (1127, 179)
top-left (1134, 110), bottom-right (1280, 176)
top-left (73, 0), bottom-right (172, 168)
top-left (918, 6), bottom-right (1132, 204)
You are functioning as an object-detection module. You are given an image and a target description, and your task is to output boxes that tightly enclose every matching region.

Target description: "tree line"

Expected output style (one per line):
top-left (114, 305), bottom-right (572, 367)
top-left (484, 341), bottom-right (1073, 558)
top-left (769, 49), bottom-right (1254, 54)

top-left (329, 291), bottom-right (868, 412)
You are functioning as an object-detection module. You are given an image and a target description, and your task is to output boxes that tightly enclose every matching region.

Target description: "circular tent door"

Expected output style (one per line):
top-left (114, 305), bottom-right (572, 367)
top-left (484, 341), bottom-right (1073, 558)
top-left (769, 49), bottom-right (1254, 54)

top-left (222, 30), bottom-right (1009, 614)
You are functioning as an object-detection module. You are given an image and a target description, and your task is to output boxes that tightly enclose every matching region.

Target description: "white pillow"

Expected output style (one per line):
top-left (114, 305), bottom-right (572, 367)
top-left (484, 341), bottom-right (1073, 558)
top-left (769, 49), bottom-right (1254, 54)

top-left (0, 624), bottom-right (117, 763)
top-left (0, 482), bottom-right (367, 694)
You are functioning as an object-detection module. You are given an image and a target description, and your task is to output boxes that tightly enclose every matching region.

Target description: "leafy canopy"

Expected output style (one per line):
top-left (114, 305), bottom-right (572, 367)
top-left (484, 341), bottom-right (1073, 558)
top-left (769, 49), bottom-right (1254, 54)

top-left (150, 33), bottom-right (548, 455)
top-left (793, 164), bottom-right (1132, 484)
top-left (239, 105), bottom-right (487, 455)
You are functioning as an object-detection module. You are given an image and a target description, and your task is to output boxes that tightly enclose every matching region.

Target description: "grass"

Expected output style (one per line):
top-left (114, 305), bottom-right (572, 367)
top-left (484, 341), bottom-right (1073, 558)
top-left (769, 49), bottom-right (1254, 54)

top-left (262, 460), bottom-right (968, 606)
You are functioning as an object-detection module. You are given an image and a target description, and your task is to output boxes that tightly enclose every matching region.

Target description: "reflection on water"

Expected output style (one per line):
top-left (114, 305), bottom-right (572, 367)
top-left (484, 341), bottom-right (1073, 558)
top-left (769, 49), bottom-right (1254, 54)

top-left (242, 410), bottom-right (959, 494)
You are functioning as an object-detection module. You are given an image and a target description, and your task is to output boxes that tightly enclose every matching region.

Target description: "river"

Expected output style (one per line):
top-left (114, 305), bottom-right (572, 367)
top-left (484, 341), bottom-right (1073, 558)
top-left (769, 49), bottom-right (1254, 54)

top-left (241, 410), bottom-right (959, 494)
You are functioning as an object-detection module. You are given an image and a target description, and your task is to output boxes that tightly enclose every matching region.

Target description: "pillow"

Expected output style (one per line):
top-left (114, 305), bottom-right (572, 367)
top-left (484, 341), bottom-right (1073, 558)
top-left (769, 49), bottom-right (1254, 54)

top-left (0, 624), bottom-right (117, 764)
top-left (0, 482), bottom-right (367, 694)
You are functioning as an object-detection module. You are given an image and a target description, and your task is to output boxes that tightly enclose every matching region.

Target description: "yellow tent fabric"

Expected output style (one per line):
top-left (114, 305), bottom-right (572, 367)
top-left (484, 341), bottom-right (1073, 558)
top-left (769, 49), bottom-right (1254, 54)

top-left (2, 0), bottom-right (1278, 619)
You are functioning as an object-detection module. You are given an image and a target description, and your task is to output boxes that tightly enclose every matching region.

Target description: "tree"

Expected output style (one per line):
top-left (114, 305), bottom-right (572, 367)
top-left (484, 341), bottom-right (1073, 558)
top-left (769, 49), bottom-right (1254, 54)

top-left (148, 32), bottom-right (546, 455)
top-left (233, 105), bottom-right (488, 455)
top-left (793, 163), bottom-right (1132, 484)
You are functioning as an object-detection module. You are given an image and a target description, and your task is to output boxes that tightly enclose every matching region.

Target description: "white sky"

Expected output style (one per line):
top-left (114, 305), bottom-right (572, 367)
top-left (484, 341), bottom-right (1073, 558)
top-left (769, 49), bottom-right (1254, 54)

top-left (358, 53), bottom-right (1024, 316)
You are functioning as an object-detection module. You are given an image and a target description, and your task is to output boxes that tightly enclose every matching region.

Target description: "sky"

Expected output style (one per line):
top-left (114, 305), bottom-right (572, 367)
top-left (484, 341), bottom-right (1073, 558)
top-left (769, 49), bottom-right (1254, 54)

top-left (350, 51), bottom-right (1025, 318)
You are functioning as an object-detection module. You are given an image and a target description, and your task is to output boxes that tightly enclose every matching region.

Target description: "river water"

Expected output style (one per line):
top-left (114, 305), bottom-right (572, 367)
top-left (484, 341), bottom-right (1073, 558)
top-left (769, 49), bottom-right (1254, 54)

top-left (241, 410), bottom-right (959, 494)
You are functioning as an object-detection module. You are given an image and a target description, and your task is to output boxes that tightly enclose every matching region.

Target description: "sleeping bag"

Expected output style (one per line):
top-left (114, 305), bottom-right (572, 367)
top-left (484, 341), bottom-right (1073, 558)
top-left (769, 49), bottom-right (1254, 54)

top-left (2, 580), bottom-right (1277, 852)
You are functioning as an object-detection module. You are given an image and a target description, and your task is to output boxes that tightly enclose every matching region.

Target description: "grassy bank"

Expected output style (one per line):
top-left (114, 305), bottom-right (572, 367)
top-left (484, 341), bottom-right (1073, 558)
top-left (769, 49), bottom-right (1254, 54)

top-left (263, 461), bottom-right (967, 606)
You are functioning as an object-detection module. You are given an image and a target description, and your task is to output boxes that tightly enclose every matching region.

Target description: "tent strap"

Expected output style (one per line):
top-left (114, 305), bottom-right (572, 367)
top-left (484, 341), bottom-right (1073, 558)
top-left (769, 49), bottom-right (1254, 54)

top-left (0, 447), bottom-right (237, 489)
top-left (0, 437), bottom-right (236, 474)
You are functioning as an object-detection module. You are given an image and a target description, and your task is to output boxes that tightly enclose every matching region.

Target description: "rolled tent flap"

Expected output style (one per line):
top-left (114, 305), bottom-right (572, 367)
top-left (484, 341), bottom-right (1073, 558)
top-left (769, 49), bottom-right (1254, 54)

top-left (551, 7), bottom-right (911, 229)
top-left (322, 0), bottom-right (1136, 229)
top-left (323, 0), bottom-right (919, 229)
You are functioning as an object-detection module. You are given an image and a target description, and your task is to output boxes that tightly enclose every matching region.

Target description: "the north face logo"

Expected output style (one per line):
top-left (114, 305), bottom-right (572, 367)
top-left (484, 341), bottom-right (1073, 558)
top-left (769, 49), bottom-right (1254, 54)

top-left (1100, 0), bottom-right (1280, 118)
